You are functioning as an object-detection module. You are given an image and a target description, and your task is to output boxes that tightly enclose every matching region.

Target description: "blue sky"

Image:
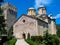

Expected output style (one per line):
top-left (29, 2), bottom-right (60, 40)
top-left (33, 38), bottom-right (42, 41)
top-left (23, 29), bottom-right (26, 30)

top-left (2, 0), bottom-right (60, 24)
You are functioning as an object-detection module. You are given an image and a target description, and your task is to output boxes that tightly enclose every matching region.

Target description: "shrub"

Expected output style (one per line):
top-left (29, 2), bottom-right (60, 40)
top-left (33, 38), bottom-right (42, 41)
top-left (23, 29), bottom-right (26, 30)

top-left (31, 36), bottom-right (43, 43)
top-left (43, 30), bottom-right (60, 45)
top-left (25, 39), bottom-right (38, 45)
top-left (3, 38), bottom-right (17, 45)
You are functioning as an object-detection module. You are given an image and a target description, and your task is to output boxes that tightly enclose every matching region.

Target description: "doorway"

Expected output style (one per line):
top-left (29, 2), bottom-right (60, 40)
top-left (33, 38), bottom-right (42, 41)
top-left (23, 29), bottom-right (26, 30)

top-left (22, 33), bottom-right (26, 39)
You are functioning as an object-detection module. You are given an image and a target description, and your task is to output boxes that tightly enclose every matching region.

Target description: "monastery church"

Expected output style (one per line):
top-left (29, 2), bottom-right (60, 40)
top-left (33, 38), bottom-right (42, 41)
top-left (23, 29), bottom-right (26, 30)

top-left (13, 5), bottom-right (57, 39)
top-left (1, 3), bottom-right (57, 39)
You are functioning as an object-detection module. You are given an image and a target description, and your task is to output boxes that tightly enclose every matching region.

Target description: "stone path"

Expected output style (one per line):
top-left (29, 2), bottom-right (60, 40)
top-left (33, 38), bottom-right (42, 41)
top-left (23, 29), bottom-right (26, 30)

top-left (15, 39), bottom-right (29, 45)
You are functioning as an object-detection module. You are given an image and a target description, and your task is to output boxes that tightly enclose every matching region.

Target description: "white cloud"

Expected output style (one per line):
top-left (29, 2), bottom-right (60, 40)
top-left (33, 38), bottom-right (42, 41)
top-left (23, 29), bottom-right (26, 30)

top-left (34, 0), bottom-right (52, 9)
top-left (53, 14), bottom-right (60, 19)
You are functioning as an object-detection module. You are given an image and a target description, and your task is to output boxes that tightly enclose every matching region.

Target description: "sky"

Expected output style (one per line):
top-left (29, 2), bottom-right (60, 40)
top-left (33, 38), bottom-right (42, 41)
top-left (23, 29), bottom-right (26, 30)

top-left (1, 0), bottom-right (60, 24)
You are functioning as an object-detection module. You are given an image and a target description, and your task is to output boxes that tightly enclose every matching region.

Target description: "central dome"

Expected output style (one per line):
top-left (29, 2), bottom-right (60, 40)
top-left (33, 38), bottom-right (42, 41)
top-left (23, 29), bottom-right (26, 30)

top-left (29, 7), bottom-right (35, 10)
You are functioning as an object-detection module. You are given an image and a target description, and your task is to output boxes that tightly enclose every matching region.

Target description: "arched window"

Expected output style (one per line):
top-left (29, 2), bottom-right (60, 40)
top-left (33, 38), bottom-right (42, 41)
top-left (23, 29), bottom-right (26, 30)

top-left (22, 33), bottom-right (26, 39)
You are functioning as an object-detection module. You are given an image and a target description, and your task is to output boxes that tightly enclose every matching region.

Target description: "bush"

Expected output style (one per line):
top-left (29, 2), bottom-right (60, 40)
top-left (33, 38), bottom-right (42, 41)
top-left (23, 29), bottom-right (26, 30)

top-left (31, 30), bottom-right (60, 45)
top-left (52, 35), bottom-right (60, 45)
top-left (25, 39), bottom-right (38, 45)
top-left (3, 38), bottom-right (17, 45)
top-left (43, 30), bottom-right (60, 45)
top-left (31, 36), bottom-right (43, 43)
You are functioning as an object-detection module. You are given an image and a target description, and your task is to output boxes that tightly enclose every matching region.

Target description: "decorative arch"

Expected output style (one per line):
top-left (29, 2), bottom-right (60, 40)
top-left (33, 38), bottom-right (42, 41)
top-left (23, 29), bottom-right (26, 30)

top-left (22, 32), bottom-right (26, 39)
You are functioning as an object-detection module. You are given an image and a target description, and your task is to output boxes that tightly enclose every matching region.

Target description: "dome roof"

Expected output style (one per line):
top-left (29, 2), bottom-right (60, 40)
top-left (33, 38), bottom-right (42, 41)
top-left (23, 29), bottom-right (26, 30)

top-left (29, 7), bottom-right (35, 10)
top-left (48, 14), bottom-right (55, 19)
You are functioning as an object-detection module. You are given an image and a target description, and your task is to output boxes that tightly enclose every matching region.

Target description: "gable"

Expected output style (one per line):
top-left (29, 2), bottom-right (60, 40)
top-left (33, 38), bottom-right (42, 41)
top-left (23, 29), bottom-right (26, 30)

top-left (13, 15), bottom-right (38, 36)
top-left (13, 15), bottom-right (37, 28)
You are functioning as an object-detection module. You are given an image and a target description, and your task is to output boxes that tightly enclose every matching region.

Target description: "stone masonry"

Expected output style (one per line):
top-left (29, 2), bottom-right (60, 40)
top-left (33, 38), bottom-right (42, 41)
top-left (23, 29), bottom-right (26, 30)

top-left (13, 5), bottom-right (57, 39)
top-left (1, 3), bottom-right (17, 32)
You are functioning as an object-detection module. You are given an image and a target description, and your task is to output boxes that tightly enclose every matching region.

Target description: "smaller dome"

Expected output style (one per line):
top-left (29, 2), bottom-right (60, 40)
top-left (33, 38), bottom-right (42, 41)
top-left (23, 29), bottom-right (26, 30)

top-left (48, 14), bottom-right (55, 19)
top-left (48, 14), bottom-right (52, 17)
top-left (29, 7), bottom-right (35, 10)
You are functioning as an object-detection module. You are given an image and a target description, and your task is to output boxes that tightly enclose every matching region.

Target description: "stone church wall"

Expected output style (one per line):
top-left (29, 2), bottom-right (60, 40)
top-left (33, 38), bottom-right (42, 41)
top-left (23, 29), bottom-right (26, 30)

top-left (37, 20), bottom-right (48, 36)
top-left (13, 15), bottom-right (38, 39)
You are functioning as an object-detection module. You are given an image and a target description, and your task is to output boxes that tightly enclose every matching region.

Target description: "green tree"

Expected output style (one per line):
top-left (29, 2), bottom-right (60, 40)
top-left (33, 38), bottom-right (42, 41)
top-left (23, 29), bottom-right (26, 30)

top-left (0, 7), bottom-right (7, 37)
top-left (7, 26), bottom-right (13, 39)
top-left (43, 30), bottom-right (60, 45)
top-left (3, 38), bottom-right (17, 45)
top-left (56, 24), bottom-right (60, 37)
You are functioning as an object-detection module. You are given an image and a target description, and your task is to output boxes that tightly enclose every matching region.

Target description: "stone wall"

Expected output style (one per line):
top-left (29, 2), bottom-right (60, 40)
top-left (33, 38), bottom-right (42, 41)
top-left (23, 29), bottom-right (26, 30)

top-left (37, 20), bottom-right (48, 36)
top-left (48, 18), bottom-right (57, 34)
top-left (1, 3), bottom-right (17, 32)
top-left (48, 19), bottom-right (51, 34)
top-left (50, 20), bottom-right (57, 34)
top-left (13, 15), bottom-right (38, 39)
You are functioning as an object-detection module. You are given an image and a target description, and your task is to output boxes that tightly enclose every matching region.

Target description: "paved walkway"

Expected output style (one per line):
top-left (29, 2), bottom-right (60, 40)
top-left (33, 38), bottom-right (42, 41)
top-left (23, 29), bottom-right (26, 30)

top-left (15, 39), bottom-right (29, 45)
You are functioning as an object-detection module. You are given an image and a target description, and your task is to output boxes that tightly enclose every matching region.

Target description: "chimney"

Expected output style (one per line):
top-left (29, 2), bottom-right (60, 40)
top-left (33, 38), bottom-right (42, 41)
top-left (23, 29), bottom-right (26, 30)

top-left (27, 7), bottom-right (36, 16)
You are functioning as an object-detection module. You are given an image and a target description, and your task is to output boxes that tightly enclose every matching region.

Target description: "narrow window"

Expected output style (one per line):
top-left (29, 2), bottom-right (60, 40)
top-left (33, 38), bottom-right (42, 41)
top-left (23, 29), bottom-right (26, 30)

top-left (23, 20), bottom-right (25, 23)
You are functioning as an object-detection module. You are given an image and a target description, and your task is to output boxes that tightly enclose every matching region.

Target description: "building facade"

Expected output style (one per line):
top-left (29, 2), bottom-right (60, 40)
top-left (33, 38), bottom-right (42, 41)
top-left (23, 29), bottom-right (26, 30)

top-left (13, 5), bottom-right (57, 39)
top-left (1, 3), bottom-right (17, 32)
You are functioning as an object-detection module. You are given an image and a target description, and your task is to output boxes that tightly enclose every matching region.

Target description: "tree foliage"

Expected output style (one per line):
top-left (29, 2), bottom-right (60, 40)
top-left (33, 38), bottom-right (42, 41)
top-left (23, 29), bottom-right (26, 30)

top-left (0, 7), bottom-right (7, 36)
top-left (30, 30), bottom-right (60, 45)
top-left (56, 24), bottom-right (60, 37)
top-left (25, 39), bottom-right (38, 45)
top-left (3, 38), bottom-right (17, 45)
top-left (43, 30), bottom-right (60, 45)
top-left (7, 26), bottom-right (13, 39)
